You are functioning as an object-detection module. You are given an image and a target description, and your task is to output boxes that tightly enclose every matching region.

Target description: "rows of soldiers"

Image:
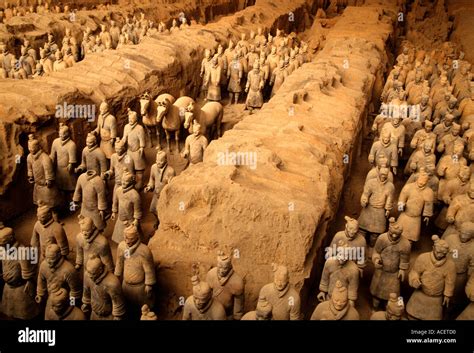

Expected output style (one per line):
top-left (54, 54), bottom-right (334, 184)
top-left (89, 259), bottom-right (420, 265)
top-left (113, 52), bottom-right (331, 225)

top-left (199, 28), bottom-right (310, 110)
top-left (0, 0), bottom-right (81, 22)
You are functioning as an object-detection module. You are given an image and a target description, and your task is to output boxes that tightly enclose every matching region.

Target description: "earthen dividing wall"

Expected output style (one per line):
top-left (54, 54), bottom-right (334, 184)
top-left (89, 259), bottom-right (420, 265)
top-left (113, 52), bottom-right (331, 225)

top-left (148, 4), bottom-right (398, 318)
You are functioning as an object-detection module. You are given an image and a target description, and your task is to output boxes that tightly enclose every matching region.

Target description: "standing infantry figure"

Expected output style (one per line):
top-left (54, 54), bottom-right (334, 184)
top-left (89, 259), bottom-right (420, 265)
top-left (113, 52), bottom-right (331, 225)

top-left (75, 216), bottom-right (114, 274)
top-left (227, 52), bottom-right (243, 104)
top-left (446, 181), bottom-right (474, 234)
top-left (122, 109), bottom-right (146, 189)
top-left (358, 167), bottom-right (395, 246)
top-left (31, 204), bottom-right (69, 264)
top-left (73, 169), bottom-right (108, 231)
top-left (245, 60), bottom-right (265, 111)
top-left (406, 235), bottom-right (456, 320)
top-left (82, 255), bottom-right (126, 320)
top-left (181, 120), bottom-right (208, 166)
top-left (368, 130), bottom-right (398, 175)
top-left (0, 223), bottom-right (40, 319)
top-left (397, 171), bottom-right (434, 242)
top-left (36, 244), bottom-right (82, 320)
top-left (205, 56), bottom-right (222, 102)
top-left (370, 218), bottom-right (411, 309)
top-left (27, 134), bottom-right (61, 212)
top-left (330, 216), bottom-right (367, 270)
top-left (183, 275), bottom-right (227, 320)
top-left (145, 149), bottom-right (175, 230)
top-left (94, 101), bottom-right (117, 159)
top-left (115, 225), bottom-right (156, 318)
top-left (75, 133), bottom-right (107, 177)
top-left (111, 171), bottom-right (142, 244)
top-left (50, 123), bottom-right (77, 196)
top-left (258, 265), bottom-right (301, 320)
top-left (311, 280), bottom-right (360, 320)
top-left (206, 250), bottom-right (245, 320)
top-left (104, 138), bottom-right (136, 192)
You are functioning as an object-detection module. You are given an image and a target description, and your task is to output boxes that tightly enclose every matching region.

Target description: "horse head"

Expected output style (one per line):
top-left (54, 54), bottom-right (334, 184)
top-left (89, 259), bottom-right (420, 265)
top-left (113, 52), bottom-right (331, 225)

top-left (183, 102), bottom-right (195, 131)
top-left (156, 95), bottom-right (173, 123)
top-left (139, 91), bottom-right (151, 116)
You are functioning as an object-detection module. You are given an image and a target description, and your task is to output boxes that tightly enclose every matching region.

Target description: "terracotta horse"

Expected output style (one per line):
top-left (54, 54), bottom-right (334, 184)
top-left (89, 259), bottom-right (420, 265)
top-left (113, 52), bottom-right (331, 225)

top-left (156, 94), bottom-right (195, 151)
top-left (139, 91), bottom-right (168, 147)
top-left (184, 101), bottom-right (224, 140)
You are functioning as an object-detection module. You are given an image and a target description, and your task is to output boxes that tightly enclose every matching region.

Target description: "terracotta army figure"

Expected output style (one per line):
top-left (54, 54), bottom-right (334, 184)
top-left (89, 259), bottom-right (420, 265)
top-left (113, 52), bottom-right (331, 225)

top-left (245, 60), bottom-right (265, 111)
top-left (145, 149), bottom-right (175, 229)
top-left (122, 109), bottom-right (146, 189)
top-left (183, 275), bottom-right (227, 320)
top-left (53, 50), bottom-right (67, 72)
top-left (99, 24), bottom-right (112, 49)
top-left (75, 133), bottom-right (107, 177)
top-left (204, 56), bottom-right (222, 102)
top-left (358, 167), bottom-right (395, 244)
top-left (50, 123), bottom-right (77, 195)
top-left (258, 265), bottom-right (301, 320)
top-left (318, 240), bottom-right (360, 305)
top-left (370, 218), bottom-right (411, 309)
top-left (39, 48), bottom-right (53, 74)
top-left (27, 134), bottom-right (61, 211)
top-left (111, 171), bottom-right (142, 244)
top-left (382, 116), bottom-right (406, 157)
top-left (227, 52), bottom-right (243, 104)
top-left (115, 225), bottom-right (156, 317)
top-left (442, 222), bottom-right (474, 297)
top-left (48, 287), bottom-right (86, 320)
top-left (241, 295), bottom-right (272, 320)
top-left (31, 204), bottom-right (69, 263)
top-left (457, 274), bottom-right (474, 320)
top-left (72, 169), bottom-right (108, 231)
top-left (370, 293), bottom-right (405, 320)
top-left (270, 59), bottom-right (288, 97)
top-left (0, 223), bottom-right (40, 319)
top-left (206, 251), bottom-right (245, 320)
top-left (329, 216), bottom-right (367, 270)
top-left (9, 56), bottom-right (28, 79)
top-left (397, 171), bottom-right (434, 242)
top-left (405, 140), bottom-right (436, 175)
top-left (446, 180), bottom-right (474, 235)
top-left (368, 130), bottom-right (398, 175)
top-left (181, 120), bottom-right (208, 166)
top-left (75, 216), bottom-right (114, 273)
top-left (36, 244), bottom-right (82, 320)
top-left (109, 20), bottom-right (121, 48)
top-left (104, 138), bottom-right (135, 191)
top-left (437, 141), bottom-right (467, 191)
top-left (365, 153), bottom-right (394, 184)
top-left (406, 235), bottom-right (456, 320)
top-left (437, 123), bottom-right (463, 156)
top-left (200, 49), bottom-right (212, 99)
top-left (93, 101), bottom-right (117, 160)
top-left (311, 280), bottom-right (360, 320)
top-left (410, 120), bottom-right (435, 152)
top-left (435, 165), bottom-right (470, 230)
top-left (215, 44), bottom-right (227, 86)
top-left (434, 113), bottom-right (455, 143)
top-left (82, 255), bottom-right (126, 320)
top-left (19, 46), bottom-right (34, 76)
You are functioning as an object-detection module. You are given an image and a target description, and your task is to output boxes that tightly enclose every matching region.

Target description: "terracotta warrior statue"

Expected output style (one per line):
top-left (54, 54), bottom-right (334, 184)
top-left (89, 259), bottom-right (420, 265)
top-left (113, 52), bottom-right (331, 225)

top-left (368, 130), bottom-right (398, 175)
top-left (206, 250), bottom-right (245, 320)
top-left (370, 218), bottom-right (411, 309)
top-left (0, 223), bottom-right (40, 320)
top-left (270, 59), bottom-right (288, 97)
top-left (183, 274), bottom-right (227, 320)
top-left (241, 295), bottom-right (272, 320)
top-left (115, 225), bottom-right (156, 317)
top-left (104, 138), bottom-right (136, 192)
top-left (75, 132), bottom-right (107, 177)
top-left (227, 52), bottom-right (243, 104)
top-left (48, 287), bottom-right (86, 320)
top-left (27, 134), bottom-right (61, 212)
top-left (31, 204), bottom-right (69, 264)
top-left (397, 171), bottom-right (434, 243)
top-left (204, 55), bottom-right (222, 102)
top-left (181, 120), bottom-right (208, 166)
top-left (446, 180), bottom-right (474, 234)
top-left (94, 101), bottom-right (117, 159)
top-left (200, 49), bottom-right (212, 99)
top-left (245, 60), bottom-right (265, 111)
top-left (358, 167), bottom-right (395, 246)
top-left (370, 292), bottom-right (405, 320)
top-left (122, 109), bottom-right (146, 189)
top-left (72, 169), bottom-right (108, 231)
top-left (318, 240), bottom-right (360, 306)
top-left (50, 123), bottom-right (77, 196)
top-left (457, 274), bottom-right (474, 320)
top-left (82, 255), bottom-right (126, 320)
top-left (75, 216), bottom-right (114, 274)
top-left (145, 149), bottom-right (175, 230)
top-left (111, 171), bottom-right (142, 243)
top-left (258, 264), bottom-right (301, 320)
top-left (311, 280), bottom-right (360, 320)
top-left (36, 244), bottom-right (82, 320)
top-left (406, 235), bottom-right (456, 320)
top-left (329, 216), bottom-right (367, 270)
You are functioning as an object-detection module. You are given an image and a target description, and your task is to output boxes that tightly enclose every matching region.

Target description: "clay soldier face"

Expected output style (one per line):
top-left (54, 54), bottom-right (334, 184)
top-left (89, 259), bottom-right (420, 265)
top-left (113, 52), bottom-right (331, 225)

top-left (192, 121), bottom-right (201, 136)
top-left (45, 245), bottom-right (62, 269)
top-left (432, 241), bottom-right (449, 261)
top-left (128, 110), bottom-right (138, 125)
top-left (59, 126), bottom-right (69, 141)
top-left (28, 139), bottom-right (40, 154)
top-left (416, 172), bottom-right (429, 189)
top-left (445, 114), bottom-right (454, 126)
top-left (459, 223), bottom-right (474, 243)
top-left (453, 141), bottom-right (464, 156)
top-left (421, 95), bottom-right (428, 105)
top-left (37, 206), bottom-right (52, 225)
top-left (86, 135), bottom-right (96, 149)
top-left (86, 258), bottom-right (104, 283)
top-left (332, 287), bottom-right (348, 310)
top-left (194, 288), bottom-right (211, 310)
top-left (273, 266), bottom-right (289, 291)
top-left (217, 258), bottom-right (232, 278)
top-left (423, 140), bottom-right (432, 154)
top-left (121, 172), bottom-right (135, 189)
top-left (459, 167), bottom-right (470, 183)
top-left (156, 151), bottom-right (167, 168)
top-left (0, 225), bottom-right (14, 247)
top-left (115, 140), bottom-right (126, 155)
top-left (392, 116), bottom-right (401, 126)
top-left (424, 121), bottom-right (432, 132)
top-left (124, 228), bottom-right (139, 248)
top-left (80, 217), bottom-right (95, 239)
top-left (345, 220), bottom-right (358, 239)
top-left (451, 124), bottom-right (460, 136)
top-left (381, 131), bottom-right (390, 145)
